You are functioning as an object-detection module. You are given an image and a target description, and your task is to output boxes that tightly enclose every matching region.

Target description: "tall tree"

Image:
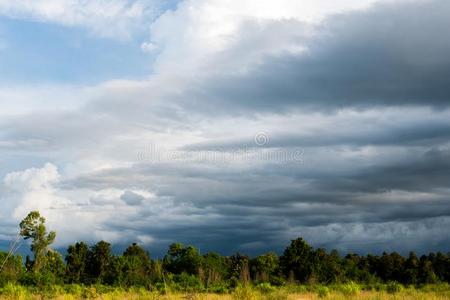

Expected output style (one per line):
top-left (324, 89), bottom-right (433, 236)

top-left (65, 242), bottom-right (89, 283)
top-left (120, 243), bottom-right (152, 287)
top-left (87, 241), bottom-right (113, 283)
top-left (19, 211), bottom-right (56, 273)
top-left (250, 252), bottom-right (279, 283)
top-left (280, 238), bottom-right (313, 283)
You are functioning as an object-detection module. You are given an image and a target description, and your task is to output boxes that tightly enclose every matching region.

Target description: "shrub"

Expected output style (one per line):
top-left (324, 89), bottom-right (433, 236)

top-left (386, 282), bottom-right (403, 294)
top-left (316, 286), bottom-right (329, 298)
top-left (207, 282), bottom-right (229, 294)
top-left (419, 283), bottom-right (450, 293)
top-left (256, 282), bottom-right (276, 293)
top-left (83, 286), bottom-right (99, 299)
top-left (232, 285), bottom-right (258, 300)
top-left (174, 272), bottom-right (204, 292)
top-left (263, 289), bottom-right (288, 300)
top-left (283, 284), bottom-right (307, 293)
top-left (338, 281), bottom-right (361, 296)
top-left (64, 284), bottom-right (84, 296)
top-left (0, 282), bottom-right (29, 298)
top-left (269, 276), bottom-right (286, 287)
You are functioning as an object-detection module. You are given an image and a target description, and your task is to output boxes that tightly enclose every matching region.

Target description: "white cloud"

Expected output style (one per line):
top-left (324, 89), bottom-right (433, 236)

top-left (2, 163), bottom-right (63, 221)
top-left (140, 41), bottom-right (157, 52)
top-left (0, 0), bottom-right (162, 40)
top-left (0, 84), bottom-right (92, 116)
top-left (0, 162), bottom-right (199, 247)
top-left (147, 0), bottom-right (393, 74)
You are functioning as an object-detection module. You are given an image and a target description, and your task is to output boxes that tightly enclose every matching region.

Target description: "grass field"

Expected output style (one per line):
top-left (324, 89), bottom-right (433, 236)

top-left (1, 284), bottom-right (449, 300)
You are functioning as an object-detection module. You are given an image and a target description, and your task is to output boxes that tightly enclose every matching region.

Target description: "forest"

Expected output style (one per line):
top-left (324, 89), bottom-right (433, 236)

top-left (0, 211), bottom-right (449, 299)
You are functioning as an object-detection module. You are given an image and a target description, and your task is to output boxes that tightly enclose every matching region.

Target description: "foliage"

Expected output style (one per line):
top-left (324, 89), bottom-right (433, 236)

top-left (19, 211), bottom-right (56, 273)
top-left (337, 281), bottom-right (361, 296)
top-left (386, 281), bottom-right (404, 294)
top-left (315, 285), bottom-right (329, 298)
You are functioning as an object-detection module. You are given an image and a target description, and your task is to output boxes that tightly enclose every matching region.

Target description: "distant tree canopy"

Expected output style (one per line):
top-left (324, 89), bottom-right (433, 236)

top-left (1, 211), bottom-right (449, 289)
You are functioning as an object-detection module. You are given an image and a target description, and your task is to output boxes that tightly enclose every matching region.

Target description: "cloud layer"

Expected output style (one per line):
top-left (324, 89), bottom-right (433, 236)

top-left (0, 0), bottom-right (449, 256)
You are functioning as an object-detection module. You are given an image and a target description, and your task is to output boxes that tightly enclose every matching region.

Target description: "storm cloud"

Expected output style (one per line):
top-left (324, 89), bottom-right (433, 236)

top-left (0, 0), bottom-right (449, 257)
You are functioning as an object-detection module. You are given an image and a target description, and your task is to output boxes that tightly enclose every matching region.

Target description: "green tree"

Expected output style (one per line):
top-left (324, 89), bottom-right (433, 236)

top-left (0, 252), bottom-right (23, 286)
top-left (250, 252), bottom-right (280, 283)
top-left (432, 252), bottom-right (450, 282)
top-left (164, 243), bottom-right (203, 275)
top-left (311, 249), bottom-right (342, 283)
top-left (41, 250), bottom-right (66, 285)
top-left (87, 241), bottom-right (112, 283)
top-left (403, 252), bottom-right (419, 284)
top-left (201, 252), bottom-right (228, 287)
top-left (19, 211), bottom-right (56, 273)
top-left (279, 238), bottom-right (314, 283)
top-left (228, 253), bottom-right (250, 286)
top-left (119, 243), bottom-right (152, 287)
top-left (419, 256), bottom-right (437, 284)
top-left (65, 242), bottom-right (89, 283)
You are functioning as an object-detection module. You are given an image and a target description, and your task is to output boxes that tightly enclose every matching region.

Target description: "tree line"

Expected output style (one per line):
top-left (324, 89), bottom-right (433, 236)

top-left (0, 211), bottom-right (449, 290)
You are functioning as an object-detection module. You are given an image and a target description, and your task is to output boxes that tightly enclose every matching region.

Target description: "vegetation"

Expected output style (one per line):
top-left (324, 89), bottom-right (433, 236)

top-left (0, 211), bottom-right (449, 299)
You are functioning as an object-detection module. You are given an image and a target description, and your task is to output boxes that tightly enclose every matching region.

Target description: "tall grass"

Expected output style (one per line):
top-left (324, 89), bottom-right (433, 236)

top-left (0, 283), bottom-right (449, 300)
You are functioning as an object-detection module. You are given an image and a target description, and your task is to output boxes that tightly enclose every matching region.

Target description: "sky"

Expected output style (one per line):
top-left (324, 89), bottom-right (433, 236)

top-left (1, 0), bottom-right (450, 257)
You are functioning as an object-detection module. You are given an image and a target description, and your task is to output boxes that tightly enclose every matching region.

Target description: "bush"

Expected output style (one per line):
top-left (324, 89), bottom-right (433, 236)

top-left (386, 282), bottom-right (403, 294)
top-left (256, 282), bottom-right (276, 293)
top-left (64, 283), bottom-right (84, 296)
top-left (232, 285), bottom-right (258, 300)
top-left (263, 289), bottom-right (288, 300)
top-left (269, 276), bottom-right (286, 287)
top-left (338, 281), bottom-right (361, 296)
top-left (419, 283), bottom-right (450, 293)
top-left (283, 284), bottom-right (307, 293)
top-left (0, 282), bottom-right (29, 298)
top-left (83, 286), bottom-right (99, 299)
top-left (173, 272), bottom-right (204, 292)
top-left (316, 286), bottom-right (329, 298)
top-left (207, 282), bottom-right (229, 293)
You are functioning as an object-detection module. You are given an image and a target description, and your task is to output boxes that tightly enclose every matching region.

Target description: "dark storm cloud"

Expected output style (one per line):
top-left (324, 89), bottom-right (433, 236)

top-left (3, 0), bottom-right (450, 257)
top-left (59, 145), bottom-right (450, 255)
top-left (184, 114), bottom-right (450, 150)
top-left (186, 0), bottom-right (450, 113)
top-left (318, 148), bottom-right (450, 193)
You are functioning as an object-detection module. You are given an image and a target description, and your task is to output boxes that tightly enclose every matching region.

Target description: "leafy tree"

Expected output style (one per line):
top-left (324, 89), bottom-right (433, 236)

top-left (164, 243), bottom-right (203, 275)
top-left (86, 241), bottom-right (113, 283)
top-left (19, 211), bottom-right (56, 273)
top-left (419, 256), bottom-right (437, 284)
top-left (119, 243), bottom-right (152, 287)
top-left (0, 252), bottom-right (23, 287)
top-left (228, 253), bottom-right (250, 286)
top-left (201, 252), bottom-right (228, 286)
top-left (432, 252), bottom-right (450, 282)
top-left (279, 238), bottom-right (313, 282)
top-left (311, 248), bottom-right (342, 284)
top-left (41, 250), bottom-right (66, 285)
top-left (250, 252), bottom-right (280, 283)
top-left (403, 252), bottom-right (419, 284)
top-left (65, 242), bottom-right (89, 283)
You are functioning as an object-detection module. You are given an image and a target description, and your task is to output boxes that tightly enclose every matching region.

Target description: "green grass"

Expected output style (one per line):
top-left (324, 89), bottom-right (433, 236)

top-left (0, 283), bottom-right (449, 300)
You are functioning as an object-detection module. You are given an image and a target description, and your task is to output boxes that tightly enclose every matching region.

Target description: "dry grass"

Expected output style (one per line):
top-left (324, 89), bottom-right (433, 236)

top-left (0, 285), bottom-right (449, 300)
top-left (1, 292), bottom-right (449, 300)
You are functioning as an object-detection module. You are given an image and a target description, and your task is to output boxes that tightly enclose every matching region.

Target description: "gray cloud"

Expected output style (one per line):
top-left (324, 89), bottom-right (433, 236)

top-left (57, 144), bottom-right (450, 255)
top-left (2, 0), bottom-right (450, 256)
top-left (120, 190), bottom-right (145, 206)
top-left (183, 0), bottom-right (450, 113)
